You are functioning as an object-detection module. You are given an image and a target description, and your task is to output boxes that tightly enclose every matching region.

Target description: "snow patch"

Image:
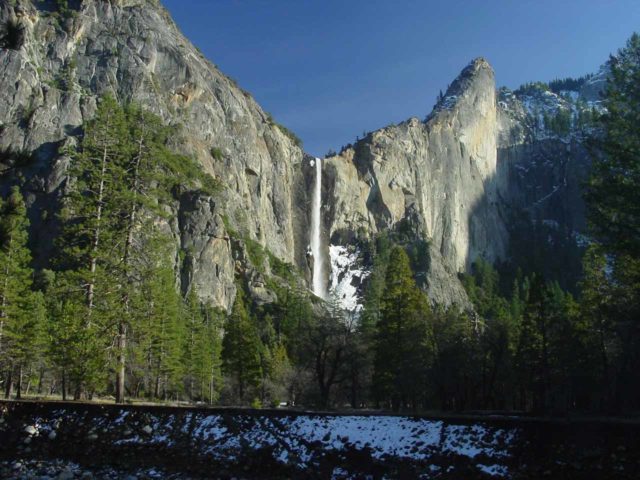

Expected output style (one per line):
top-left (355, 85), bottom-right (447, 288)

top-left (329, 245), bottom-right (370, 312)
top-left (478, 463), bottom-right (510, 477)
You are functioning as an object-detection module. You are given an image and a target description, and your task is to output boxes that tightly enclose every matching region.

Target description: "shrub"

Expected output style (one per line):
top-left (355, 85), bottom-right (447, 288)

top-left (265, 113), bottom-right (302, 148)
top-left (0, 18), bottom-right (25, 50)
top-left (210, 146), bottom-right (224, 161)
top-left (244, 238), bottom-right (267, 272)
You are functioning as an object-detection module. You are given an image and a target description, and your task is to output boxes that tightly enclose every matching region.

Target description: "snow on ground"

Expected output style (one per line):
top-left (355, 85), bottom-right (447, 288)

top-left (329, 245), bottom-right (370, 313)
top-left (3, 408), bottom-right (519, 479)
top-left (477, 463), bottom-right (510, 477)
top-left (112, 413), bottom-right (515, 470)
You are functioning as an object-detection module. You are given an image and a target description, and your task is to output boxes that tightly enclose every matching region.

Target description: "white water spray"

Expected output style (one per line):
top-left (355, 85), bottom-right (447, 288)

top-left (310, 157), bottom-right (326, 299)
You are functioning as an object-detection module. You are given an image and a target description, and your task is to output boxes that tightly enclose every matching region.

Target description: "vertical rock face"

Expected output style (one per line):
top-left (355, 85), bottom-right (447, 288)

top-left (325, 58), bottom-right (601, 308)
top-left (0, 0), bottom-right (309, 310)
top-left (496, 85), bottom-right (597, 237)
top-left (0, 1), bottom-right (601, 311)
top-left (177, 193), bottom-right (236, 309)
top-left (325, 59), bottom-right (508, 307)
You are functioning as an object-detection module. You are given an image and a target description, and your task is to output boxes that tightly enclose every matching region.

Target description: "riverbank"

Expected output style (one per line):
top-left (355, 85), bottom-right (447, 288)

top-left (1, 401), bottom-right (639, 478)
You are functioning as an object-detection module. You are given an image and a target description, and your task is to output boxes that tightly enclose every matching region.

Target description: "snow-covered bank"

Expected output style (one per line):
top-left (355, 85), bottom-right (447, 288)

top-left (1, 402), bottom-right (639, 479)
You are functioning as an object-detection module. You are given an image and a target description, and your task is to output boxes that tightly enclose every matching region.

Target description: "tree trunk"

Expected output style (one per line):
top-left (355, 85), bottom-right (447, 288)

top-left (154, 373), bottom-right (160, 399)
top-left (37, 366), bottom-right (45, 395)
top-left (4, 368), bottom-right (12, 399)
top-left (61, 371), bottom-right (67, 401)
top-left (74, 383), bottom-right (83, 401)
top-left (114, 135), bottom-right (143, 404)
top-left (87, 146), bottom-right (109, 312)
top-left (115, 321), bottom-right (127, 403)
top-left (15, 363), bottom-right (22, 400)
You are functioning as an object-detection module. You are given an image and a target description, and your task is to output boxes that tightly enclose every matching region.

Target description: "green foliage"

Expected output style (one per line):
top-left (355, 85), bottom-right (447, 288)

top-left (458, 258), bottom-right (603, 412)
top-left (267, 251), bottom-right (296, 284)
top-left (373, 247), bottom-right (432, 410)
top-left (586, 33), bottom-right (640, 260)
top-left (222, 290), bottom-right (262, 402)
top-left (583, 33), bottom-right (640, 409)
top-left (210, 146), bottom-right (224, 161)
top-left (47, 96), bottom-right (223, 401)
top-left (244, 238), bottom-right (267, 272)
top-left (47, 277), bottom-right (109, 399)
top-left (515, 81), bottom-right (550, 96)
top-left (182, 286), bottom-right (224, 403)
top-left (138, 260), bottom-right (186, 399)
top-left (548, 75), bottom-right (592, 94)
top-left (505, 211), bottom-right (585, 295)
top-left (265, 113), bottom-right (303, 148)
top-left (0, 18), bottom-right (25, 50)
top-left (543, 108), bottom-right (572, 136)
top-left (0, 187), bottom-right (44, 396)
top-left (56, 0), bottom-right (70, 16)
top-left (428, 307), bottom-right (481, 410)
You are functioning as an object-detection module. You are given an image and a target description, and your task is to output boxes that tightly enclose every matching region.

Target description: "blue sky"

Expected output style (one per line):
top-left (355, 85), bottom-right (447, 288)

top-left (162, 0), bottom-right (639, 156)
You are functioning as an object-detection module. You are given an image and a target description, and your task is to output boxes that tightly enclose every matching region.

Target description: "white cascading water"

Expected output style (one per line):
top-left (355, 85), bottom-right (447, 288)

top-left (311, 157), bottom-right (326, 299)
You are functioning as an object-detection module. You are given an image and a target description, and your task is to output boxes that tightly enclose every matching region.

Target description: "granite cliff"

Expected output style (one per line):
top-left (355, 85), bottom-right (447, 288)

top-left (0, 0), bottom-right (310, 310)
top-left (324, 59), bottom-right (601, 308)
top-left (0, 0), bottom-right (601, 312)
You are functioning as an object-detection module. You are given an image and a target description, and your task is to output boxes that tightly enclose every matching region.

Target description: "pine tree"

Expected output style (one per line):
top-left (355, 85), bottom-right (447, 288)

top-left (222, 290), bottom-right (262, 403)
top-left (265, 341), bottom-right (292, 406)
top-left (373, 246), bottom-right (432, 411)
top-left (584, 32), bottom-right (640, 409)
top-left (429, 307), bottom-right (481, 410)
top-left (0, 187), bottom-right (36, 397)
top-left (586, 33), bottom-right (640, 259)
top-left (55, 96), bottom-right (128, 399)
top-left (183, 286), bottom-right (220, 401)
top-left (48, 282), bottom-right (108, 400)
top-left (515, 275), bottom-right (549, 411)
top-left (139, 254), bottom-right (185, 401)
top-left (197, 305), bottom-right (224, 403)
top-left (114, 106), bottom-right (177, 403)
top-left (7, 291), bottom-right (46, 399)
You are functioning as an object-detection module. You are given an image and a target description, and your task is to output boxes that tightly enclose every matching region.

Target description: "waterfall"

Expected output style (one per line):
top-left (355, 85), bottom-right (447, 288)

top-left (311, 157), bottom-right (326, 299)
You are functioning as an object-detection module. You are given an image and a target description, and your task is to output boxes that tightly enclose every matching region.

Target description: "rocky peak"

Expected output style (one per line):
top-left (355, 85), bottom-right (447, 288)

top-left (323, 58), bottom-right (507, 309)
top-left (429, 57), bottom-right (495, 119)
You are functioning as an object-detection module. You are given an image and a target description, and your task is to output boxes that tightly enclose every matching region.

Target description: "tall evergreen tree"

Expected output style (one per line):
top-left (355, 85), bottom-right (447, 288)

top-left (585, 32), bottom-right (640, 409)
top-left (579, 246), bottom-right (615, 407)
top-left (138, 249), bottom-right (185, 401)
top-left (0, 187), bottom-right (37, 397)
top-left (222, 290), bottom-right (262, 403)
top-left (307, 298), bottom-right (350, 408)
top-left (55, 96), bottom-right (128, 399)
top-left (373, 246), bottom-right (432, 411)
top-left (586, 33), bottom-right (640, 259)
top-left (197, 304), bottom-right (224, 403)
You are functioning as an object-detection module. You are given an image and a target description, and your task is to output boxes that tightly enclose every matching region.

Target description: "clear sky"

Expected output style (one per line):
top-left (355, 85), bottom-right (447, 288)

top-left (162, 0), bottom-right (639, 157)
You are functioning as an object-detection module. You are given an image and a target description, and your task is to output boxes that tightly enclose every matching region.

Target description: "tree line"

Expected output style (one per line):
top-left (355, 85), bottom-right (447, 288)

top-left (0, 97), bottom-right (227, 403)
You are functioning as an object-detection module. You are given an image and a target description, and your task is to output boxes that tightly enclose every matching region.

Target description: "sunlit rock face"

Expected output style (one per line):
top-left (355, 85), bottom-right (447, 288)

top-left (0, 0), bottom-right (309, 310)
top-left (325, 59), bottom-right (506, 308)
top-left (0, 1), bottom-right (599, 311)
top-left (324, 58), bottom-right (600, 310)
